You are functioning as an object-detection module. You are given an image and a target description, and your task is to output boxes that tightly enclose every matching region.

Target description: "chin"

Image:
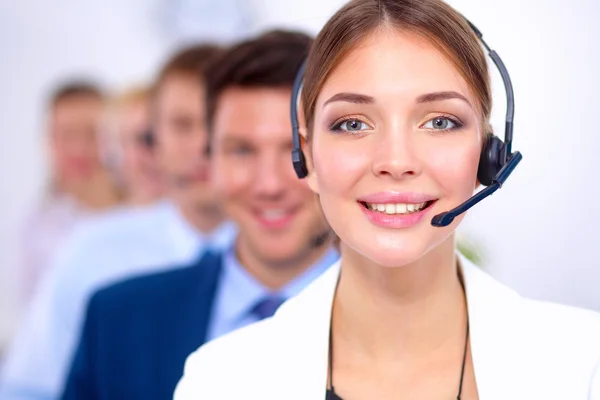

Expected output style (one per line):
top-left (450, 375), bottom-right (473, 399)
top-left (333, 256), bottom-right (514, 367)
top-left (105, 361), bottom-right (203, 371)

top-left (355, 245), bottom-right (425, 268)
top-left (258, 246), bottom-right (303, 266)
top-left (344, 231), bottom-right (451, 269)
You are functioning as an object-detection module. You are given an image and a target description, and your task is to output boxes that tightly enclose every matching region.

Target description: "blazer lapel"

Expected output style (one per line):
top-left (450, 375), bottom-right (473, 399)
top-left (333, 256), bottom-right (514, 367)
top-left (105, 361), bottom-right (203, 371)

top-left (271, 261), bottom-right (341, 400)
top-left (460, 255), bottom-right (527, 399)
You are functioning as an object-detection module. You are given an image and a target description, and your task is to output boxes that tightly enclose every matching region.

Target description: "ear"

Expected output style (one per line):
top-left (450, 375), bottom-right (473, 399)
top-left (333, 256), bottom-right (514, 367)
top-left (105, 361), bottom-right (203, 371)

top-left (298, 127), bottom-right (319, 194)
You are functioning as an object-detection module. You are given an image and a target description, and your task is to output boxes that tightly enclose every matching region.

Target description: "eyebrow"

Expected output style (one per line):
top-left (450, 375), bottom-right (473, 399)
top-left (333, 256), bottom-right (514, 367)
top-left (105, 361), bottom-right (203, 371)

top-left (416, 91), bottom-right (472, 108)
top-left (322, 91), bottom-right (472, 108)
top-left (323, 92), bottom-right (375, 107)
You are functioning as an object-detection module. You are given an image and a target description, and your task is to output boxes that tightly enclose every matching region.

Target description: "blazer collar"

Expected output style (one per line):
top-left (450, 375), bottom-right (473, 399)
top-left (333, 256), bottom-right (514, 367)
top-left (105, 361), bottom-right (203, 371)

top-left (273, 254), bottom-right (526, 399)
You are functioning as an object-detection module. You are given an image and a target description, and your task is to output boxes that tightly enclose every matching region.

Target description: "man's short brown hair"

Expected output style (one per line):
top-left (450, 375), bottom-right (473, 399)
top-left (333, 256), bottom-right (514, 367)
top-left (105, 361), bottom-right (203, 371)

top-left (205, 29), bottom-right (313, 134)
top-left (154, 44), bottom-right (224, 90)
top-left (48, 80), bottom-right (105, 108)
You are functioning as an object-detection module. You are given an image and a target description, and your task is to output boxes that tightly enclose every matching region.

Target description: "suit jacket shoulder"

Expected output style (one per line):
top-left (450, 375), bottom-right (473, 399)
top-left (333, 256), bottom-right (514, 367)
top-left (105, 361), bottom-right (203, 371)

top-left (90, 250), bottom-right (222, 311)
top-left (61, 250), bottom-right (224, 400)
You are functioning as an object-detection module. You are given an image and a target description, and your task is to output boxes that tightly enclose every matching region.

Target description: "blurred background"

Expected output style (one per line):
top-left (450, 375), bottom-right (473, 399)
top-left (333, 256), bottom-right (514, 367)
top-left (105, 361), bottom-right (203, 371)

top-left (1, 0), bottom-right (599, 364)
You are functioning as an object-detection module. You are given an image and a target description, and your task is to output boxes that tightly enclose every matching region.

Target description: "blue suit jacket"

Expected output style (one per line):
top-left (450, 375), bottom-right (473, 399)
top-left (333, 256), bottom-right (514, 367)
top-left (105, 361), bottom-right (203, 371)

top-left (60, 251), bottom-right (223, 400)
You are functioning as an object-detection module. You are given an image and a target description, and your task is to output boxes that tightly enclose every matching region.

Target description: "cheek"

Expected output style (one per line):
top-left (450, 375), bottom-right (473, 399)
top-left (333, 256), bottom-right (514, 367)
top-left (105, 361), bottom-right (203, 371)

top-left (212, 155), bottom-right (253, 198)
top-left (427, 142), bottom-right (480, 197)
top-left (312, 136), bottom-right (369, 197)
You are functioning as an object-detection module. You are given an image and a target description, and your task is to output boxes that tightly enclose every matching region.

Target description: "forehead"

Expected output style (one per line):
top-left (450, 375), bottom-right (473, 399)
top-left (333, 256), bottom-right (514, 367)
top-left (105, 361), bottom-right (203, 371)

top-left (53, 95), bottom-right (102, 119)
top-left (156, 74), bottom-right (203, 112)
top-left (318, 28), bottom-right (473, 106)
top-left (213, 87), bottom-right (292, 143)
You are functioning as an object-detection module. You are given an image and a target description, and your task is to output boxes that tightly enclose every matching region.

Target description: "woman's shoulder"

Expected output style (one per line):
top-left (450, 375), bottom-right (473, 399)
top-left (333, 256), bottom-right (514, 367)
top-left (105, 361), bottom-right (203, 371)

top-left (463, 256), bottom-right (600, 396)
top-left (518, 296), bottom-right (600, 355)
top-left (523, 296), bottom-right (600, 329)
top-left (511, 298), bottom-right (600, 396)
top-left (462, 254), bottom-right (600, 342)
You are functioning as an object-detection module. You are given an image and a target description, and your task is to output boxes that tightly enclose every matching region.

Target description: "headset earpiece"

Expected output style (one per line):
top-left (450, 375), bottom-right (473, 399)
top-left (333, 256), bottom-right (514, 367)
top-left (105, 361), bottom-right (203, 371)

top-left (292, 147), bottom-right (308, 179)
top-left (477, 133), bottom-right (505, 186)
top-left (291, 60), bottom-right (309, 179)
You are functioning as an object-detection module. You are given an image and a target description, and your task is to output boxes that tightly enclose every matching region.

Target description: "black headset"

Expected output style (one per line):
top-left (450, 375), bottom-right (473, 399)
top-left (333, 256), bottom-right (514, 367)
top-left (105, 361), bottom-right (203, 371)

top-left (290, 17), bottom-right (522, 227)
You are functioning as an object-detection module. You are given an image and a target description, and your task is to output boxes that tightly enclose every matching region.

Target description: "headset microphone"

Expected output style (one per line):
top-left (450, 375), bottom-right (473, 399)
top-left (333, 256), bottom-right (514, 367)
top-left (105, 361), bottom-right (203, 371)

top-left (430, 150), bottom-right (522, 227)
top-left (290, 16), bottom-right (523, 228)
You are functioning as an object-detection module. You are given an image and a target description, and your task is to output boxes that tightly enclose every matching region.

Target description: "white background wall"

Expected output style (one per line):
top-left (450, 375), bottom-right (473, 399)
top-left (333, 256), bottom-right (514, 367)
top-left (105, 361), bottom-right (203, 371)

top-left (1, 0), bottom-right (599, 350)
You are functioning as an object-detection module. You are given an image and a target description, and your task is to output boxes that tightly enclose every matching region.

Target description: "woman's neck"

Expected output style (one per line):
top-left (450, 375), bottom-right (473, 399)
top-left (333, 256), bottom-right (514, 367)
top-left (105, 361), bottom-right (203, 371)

top-left (333, 235), bottom-right (467, 363)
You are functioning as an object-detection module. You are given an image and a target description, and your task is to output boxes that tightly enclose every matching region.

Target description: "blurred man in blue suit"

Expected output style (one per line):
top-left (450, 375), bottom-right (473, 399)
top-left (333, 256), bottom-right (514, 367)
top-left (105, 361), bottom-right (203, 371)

top-left (0, 46), bottom-right (237, 400)
top-left (59, 30), bottom-right (339, 400)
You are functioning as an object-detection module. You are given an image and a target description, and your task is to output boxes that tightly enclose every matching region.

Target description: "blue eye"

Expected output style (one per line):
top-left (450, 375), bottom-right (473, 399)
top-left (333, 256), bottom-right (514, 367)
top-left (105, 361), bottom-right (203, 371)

top-left (231, 146), bottom-right (252, 156)
top-left (422, 117), bottom-right (462, 131)
top-left (330, 118), bottom-right (371, 133)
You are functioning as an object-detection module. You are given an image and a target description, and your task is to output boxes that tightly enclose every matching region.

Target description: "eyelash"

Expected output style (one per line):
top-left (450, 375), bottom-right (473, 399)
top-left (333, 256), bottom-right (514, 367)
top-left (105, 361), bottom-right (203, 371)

top-left (328, 116), bottom-right (371, 133)
top-left (328, 114), bottom-right (464, 133)
top-left (421, 114), bottom-right (464, 132)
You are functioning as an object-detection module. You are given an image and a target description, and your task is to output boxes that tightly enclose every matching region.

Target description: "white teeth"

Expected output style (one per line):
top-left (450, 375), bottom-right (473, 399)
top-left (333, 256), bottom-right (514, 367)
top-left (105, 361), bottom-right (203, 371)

top-left (261, 209), bottom-right (287, 220)
top-left (366, 202), bottom-right (428, 215)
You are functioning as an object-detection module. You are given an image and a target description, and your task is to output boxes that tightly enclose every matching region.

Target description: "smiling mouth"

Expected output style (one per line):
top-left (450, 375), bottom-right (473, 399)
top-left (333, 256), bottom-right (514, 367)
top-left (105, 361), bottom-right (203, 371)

top-left (358, 200), bottom-right (436, 215)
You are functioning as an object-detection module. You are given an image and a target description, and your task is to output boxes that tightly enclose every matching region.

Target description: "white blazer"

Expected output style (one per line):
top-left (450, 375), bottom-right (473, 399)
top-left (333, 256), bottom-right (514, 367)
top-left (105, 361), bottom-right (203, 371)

top-left (174, 256), bottom-right (600, 399)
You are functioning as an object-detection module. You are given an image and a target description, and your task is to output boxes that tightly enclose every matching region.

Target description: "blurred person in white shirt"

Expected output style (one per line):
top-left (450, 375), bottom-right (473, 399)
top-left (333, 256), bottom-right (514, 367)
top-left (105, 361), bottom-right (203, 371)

top-left (0, 44), bottom-right (236, 400)
top-left (16, 81), bottom-right (123, 307)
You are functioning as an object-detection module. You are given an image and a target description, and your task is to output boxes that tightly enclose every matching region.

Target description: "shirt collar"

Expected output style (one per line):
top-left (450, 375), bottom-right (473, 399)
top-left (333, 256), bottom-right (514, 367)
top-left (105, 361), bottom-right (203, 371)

top-left (161, 201), bottom-right (237, 258)
top-left (219, 246), bottom-right (340, 327)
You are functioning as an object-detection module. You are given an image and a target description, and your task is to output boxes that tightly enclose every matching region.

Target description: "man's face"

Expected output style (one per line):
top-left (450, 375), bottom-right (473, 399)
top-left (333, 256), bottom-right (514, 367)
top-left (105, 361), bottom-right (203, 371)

top-left (153, 73), bottom-right (216, 208)
top-left (211, 87), bottom-right (328, 265)
top-left (50, 95), bottom-right (104, 183)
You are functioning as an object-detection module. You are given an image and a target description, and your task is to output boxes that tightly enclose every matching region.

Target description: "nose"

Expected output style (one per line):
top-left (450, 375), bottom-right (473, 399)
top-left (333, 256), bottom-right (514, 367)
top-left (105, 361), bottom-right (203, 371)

top-left (254, 152), bottom-right (286, 200)
top-left (371, 127), bottom-right (422, 180)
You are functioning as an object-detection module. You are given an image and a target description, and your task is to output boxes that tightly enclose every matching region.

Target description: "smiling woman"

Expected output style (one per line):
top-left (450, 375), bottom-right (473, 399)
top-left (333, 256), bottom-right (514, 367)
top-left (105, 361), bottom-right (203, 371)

top-left (174, 1), bottom-right (600, 399)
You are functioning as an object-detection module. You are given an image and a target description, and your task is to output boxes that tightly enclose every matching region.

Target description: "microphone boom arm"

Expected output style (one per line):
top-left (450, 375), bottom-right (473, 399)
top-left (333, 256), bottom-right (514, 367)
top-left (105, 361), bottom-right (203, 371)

top-left (431, 151), bottom-right (522, 227)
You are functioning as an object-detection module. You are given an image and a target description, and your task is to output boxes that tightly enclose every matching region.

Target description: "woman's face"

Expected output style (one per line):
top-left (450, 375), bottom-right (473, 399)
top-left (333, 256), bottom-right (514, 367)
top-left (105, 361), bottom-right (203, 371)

top-left (308, 29), bottom-right (483, 267)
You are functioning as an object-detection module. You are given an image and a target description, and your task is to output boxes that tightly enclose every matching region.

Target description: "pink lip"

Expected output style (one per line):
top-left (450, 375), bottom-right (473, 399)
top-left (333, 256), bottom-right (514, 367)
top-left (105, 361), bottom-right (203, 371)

top-left (359, 200), bottom-right (438, 229)
top-left (358, 191), bottom-right (438, 204)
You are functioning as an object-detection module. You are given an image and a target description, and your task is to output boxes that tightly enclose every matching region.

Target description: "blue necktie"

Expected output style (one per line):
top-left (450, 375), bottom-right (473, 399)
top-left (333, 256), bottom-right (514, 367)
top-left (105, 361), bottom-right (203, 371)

top-left (250, 296), bottom-right (285, 320)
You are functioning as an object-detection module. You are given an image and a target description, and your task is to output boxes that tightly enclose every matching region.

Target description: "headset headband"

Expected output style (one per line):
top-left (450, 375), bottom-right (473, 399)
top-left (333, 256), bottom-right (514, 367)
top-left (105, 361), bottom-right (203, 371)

top-left (291, 16), bottom-right (516, 171)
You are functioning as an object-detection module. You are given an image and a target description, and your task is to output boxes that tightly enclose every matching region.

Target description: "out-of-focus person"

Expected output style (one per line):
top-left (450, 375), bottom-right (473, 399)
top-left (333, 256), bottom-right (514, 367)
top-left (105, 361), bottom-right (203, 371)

top-left (16, 81), bottom-right (122, 306)
top-left (0, 45), bottom-right (236, 400)
top-left (59, 29), bottom-right (339, 400)
top-left (105, 86), bottom-right (165, 206)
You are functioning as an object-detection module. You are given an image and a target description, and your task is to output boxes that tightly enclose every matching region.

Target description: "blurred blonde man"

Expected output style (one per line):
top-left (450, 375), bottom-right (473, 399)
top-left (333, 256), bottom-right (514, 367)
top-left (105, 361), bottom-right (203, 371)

top-left (104, 86), bottom-right (164, 205)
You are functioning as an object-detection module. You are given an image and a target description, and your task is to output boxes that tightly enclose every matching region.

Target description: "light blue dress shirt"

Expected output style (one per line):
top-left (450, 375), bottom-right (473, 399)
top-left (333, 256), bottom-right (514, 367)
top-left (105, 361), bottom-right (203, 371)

top-left (0, 200), bottom-right (236, 400)
top-left (205, 246), bottom-right (340, 342)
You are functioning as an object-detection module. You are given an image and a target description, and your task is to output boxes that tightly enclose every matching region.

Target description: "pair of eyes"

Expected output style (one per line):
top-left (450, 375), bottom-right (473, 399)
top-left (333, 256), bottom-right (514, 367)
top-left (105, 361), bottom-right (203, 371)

top-left (331, 116), bottom-right (462, 133)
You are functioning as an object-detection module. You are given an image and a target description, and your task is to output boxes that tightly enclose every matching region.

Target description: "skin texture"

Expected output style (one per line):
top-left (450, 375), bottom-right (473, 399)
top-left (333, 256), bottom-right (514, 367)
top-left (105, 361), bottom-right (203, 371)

top-left (117, 99), bottom-right (164, 205)
top-left (49, 94), bottom-right (121, 208)
top-left (153, 73), bottom-right (223, 232)
top-left (211, 87), bottom-right (331, 289)
top-left (50, 95), bottom-right (104, 184)
top-left (303, 28), bottom-right (482, 398)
